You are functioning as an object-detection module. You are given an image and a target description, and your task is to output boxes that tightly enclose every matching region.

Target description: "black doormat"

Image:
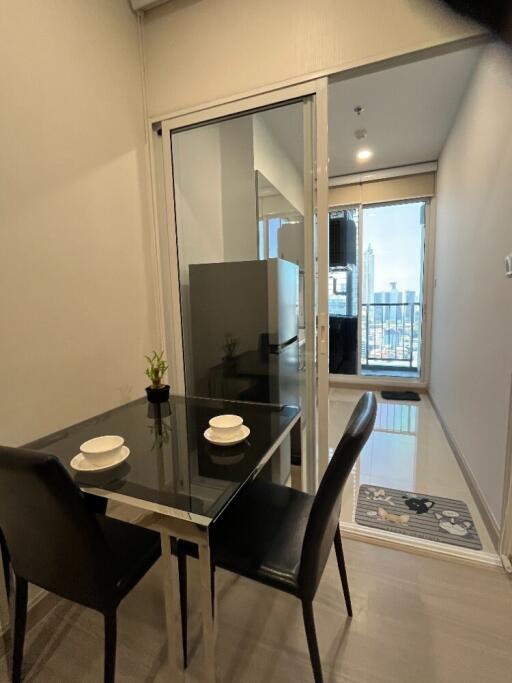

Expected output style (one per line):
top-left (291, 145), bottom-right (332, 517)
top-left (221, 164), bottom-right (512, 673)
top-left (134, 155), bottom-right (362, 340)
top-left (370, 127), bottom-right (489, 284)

top-left (381, 390), bottom-right (421, 401)
top-left (355, 484), bottom-right (482, 550)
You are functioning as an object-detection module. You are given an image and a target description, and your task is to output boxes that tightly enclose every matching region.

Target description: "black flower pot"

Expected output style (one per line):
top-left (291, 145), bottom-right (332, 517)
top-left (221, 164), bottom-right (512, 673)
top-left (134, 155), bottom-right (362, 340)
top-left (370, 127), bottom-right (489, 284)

top-left (146, 384), bottom-right (170, 404)
top-left (223, 356), bottom-right (238, 377)
top-left (147, 401), bottom-right (171, 419)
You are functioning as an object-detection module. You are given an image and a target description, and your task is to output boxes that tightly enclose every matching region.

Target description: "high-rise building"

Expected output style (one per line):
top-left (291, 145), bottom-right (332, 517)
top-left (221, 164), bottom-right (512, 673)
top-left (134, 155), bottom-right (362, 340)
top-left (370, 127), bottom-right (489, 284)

top-left (404, 289), bottom-right (416, 322)
top-left (405, 289), bottom-right (417, 304)
top-left (388, 281), bottom-right (402, 321)
top-left (363, 243), bottom-right (375, 304)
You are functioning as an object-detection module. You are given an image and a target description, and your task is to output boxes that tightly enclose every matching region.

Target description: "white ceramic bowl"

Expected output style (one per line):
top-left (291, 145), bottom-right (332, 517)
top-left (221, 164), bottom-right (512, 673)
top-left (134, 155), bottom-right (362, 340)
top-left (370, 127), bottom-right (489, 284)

top-left (80, 435), bottom-right (125, 467)
top-left (208, 414), bottom-right (243, 440)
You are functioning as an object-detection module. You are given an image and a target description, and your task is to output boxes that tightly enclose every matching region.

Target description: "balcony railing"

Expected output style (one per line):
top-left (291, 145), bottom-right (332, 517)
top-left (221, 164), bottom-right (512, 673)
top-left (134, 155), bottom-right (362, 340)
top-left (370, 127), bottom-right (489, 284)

top-left (361, 302), bottom-right (422, 371)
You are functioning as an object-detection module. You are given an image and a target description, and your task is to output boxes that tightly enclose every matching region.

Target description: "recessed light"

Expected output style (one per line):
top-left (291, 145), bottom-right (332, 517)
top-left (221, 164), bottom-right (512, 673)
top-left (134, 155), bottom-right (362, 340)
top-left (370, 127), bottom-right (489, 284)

top-left (356, 148), bottom-right (373, 161)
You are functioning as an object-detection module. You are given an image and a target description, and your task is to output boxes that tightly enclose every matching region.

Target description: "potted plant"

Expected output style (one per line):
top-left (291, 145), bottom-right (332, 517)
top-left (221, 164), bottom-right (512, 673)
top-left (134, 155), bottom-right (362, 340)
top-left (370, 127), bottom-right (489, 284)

top-left (222, 333), bottom-right (239, 376)
top-left (145, 351), bottom-right (170, 403)
top-left (148, 416), bottom-right (172, 451)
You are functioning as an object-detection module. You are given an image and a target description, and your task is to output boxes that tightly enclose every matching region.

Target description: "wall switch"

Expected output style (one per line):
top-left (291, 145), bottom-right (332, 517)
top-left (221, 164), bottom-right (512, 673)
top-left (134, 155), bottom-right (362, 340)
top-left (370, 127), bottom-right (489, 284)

top-left (506, 254), bottom-right (512, 278)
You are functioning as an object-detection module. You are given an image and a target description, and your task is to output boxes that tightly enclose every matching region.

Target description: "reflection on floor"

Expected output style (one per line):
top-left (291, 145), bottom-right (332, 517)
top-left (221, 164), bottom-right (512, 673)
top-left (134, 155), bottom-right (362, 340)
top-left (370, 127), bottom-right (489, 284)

top-left (330, 388), bottom-right (495, 554)
top-left (361, 367), bottom-right (419, 378)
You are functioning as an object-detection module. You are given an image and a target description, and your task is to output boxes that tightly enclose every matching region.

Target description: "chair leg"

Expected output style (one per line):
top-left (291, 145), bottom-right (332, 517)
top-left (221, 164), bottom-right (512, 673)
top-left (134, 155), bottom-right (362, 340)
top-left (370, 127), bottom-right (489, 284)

top-left (177, 552), bottom-right (188, 669)
top-left (0, 530), bottom-right (10, 598)
top-left (104, 612), bottom-right (117, 683)
top-left (302, 600), bottom-right (323, 683)
top-left (12, 575), bottom-right (28, 683)
top-left (177, 551), bottom-right (216, 670)
top-left (334, 526), bottom-right (352, 617)
top-left (210, 565), bottom-right (215, 618)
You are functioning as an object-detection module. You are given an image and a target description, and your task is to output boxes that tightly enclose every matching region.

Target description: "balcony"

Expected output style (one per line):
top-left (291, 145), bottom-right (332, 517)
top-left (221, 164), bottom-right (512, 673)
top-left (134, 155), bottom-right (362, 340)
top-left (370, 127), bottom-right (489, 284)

top-left (361, 302), bottom-right (422, 377)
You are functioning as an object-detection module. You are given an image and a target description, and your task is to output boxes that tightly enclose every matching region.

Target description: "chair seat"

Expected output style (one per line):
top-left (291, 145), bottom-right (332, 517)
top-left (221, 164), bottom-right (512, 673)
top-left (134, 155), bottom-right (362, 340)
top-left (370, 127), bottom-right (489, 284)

top-left (177, 479), bottom-right (314, 595)
top-left (96, 515), bottom-right (161, 608)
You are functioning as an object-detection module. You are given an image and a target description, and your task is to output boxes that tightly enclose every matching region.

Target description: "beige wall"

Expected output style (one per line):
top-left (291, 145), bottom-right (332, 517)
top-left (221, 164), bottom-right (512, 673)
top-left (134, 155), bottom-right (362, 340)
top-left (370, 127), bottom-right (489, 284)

top-left (0, 0), bottom-right (158, 446)
top-left (142, 0), bottom-right (479, 118)
top-left (430, 44), bottom-right (512, 529)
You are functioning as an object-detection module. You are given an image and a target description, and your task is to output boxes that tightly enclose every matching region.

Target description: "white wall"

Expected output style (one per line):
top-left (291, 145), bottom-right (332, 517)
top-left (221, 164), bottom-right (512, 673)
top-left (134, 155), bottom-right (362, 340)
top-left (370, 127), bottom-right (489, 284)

top-left (173, 124), bottom-right (224, 278)
top-left (0, 0), bottom-right (158, 446)
top-left (219, 117), bottom-right (258, 261)
top-left (253, 115), bottom-right (304, 214)
top-left (430, 44), bottom-right (512, 529)
top-left (142, 0), bottom-right (479, 118)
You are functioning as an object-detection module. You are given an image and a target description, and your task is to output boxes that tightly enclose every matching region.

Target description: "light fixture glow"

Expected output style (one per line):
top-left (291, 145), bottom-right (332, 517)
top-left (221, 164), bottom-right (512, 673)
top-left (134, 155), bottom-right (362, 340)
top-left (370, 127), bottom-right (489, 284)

top-left (356, 148), bottom-right (373, 162)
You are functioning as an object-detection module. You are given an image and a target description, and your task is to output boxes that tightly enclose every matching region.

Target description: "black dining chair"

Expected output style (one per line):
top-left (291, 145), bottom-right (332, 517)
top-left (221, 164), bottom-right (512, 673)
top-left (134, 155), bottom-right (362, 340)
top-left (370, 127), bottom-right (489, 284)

top-left (0, 527), bottom-right (10, 598)
top-left (0, 446), bottom-right (162, 683)
top-left (0, 493), bottom-right (108, 601)
top-left (175, 391), bottom-right (377, 683)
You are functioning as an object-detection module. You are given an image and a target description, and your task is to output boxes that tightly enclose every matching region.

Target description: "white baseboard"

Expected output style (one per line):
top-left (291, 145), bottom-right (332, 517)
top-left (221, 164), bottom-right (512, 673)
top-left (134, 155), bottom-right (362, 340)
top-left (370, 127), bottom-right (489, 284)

top-left (340, 521), bottom-right (502, 569)
top-left (428, 393), bottom-right (500, 551)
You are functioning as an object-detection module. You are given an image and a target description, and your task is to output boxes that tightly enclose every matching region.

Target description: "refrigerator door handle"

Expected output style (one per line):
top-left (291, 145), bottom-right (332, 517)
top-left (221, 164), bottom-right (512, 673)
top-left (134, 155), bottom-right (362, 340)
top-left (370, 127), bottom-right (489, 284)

top-left (269, 336), bottom-right (298, 354)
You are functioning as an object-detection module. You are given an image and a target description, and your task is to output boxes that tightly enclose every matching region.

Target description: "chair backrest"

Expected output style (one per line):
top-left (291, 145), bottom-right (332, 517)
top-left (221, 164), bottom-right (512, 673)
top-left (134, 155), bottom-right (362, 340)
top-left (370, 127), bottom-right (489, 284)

top-left (298, 392), bottom-right (377, 597)
top-left (0, 446), bottom-right (115, 608)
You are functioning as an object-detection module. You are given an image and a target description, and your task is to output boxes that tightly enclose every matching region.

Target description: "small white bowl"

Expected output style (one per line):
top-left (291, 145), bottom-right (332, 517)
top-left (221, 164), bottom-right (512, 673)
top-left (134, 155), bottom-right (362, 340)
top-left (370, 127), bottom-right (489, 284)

top-left (208, 414), bottom-right (243, 440)
top-left (80, 435), bottom-right (125, 467)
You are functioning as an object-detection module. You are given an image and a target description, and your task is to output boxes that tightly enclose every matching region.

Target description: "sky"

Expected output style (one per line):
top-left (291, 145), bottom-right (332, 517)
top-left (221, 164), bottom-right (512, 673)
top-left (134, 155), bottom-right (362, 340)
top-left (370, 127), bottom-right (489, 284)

top-left (363, 201), bottom-right (425, 294)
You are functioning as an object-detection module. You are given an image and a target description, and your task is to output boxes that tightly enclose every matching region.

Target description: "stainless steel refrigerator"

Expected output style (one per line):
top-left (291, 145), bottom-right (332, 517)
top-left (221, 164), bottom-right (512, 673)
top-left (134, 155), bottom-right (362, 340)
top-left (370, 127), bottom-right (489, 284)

top-left (188, 258), bottom-right (300, 408)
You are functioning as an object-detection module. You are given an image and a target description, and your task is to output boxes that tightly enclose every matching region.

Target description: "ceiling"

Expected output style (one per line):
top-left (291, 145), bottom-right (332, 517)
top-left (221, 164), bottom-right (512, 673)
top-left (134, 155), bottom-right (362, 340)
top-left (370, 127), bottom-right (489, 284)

top-left (328, 45), bottom-right (482, 177)
top-left (261, 45), bottom-right (483, 179)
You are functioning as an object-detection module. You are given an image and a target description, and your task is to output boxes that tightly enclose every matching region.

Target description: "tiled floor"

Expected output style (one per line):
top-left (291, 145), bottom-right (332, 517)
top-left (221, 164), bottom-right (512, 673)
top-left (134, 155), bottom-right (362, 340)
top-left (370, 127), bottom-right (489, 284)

top-left (330, 388), bottom-right (495, 554)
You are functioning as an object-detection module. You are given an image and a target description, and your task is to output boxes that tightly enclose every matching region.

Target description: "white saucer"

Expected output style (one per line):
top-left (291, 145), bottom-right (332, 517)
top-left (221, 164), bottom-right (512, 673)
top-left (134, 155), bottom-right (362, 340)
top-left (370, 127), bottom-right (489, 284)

top-left (70, 446), bottom-right (130, 472)
top-left (204, 425), bottom-right (250, 446)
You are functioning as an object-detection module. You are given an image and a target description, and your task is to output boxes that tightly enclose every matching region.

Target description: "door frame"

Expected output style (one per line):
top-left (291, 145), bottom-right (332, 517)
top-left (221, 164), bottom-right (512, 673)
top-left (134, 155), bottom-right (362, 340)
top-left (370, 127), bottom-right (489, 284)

top-left (327, 197), bottom-right (435, 386)
top-left (149, 79), bottom-right (330, 492)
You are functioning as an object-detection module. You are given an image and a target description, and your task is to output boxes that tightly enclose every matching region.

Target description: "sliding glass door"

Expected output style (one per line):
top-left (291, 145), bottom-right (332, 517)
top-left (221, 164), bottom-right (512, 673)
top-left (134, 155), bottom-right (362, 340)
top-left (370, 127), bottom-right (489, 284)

top-left (361, 201), bottom-right (426, 378)
top-left (170, 103), bottom-right (308, 408)
top-left (155, 81), bottom-right (330, 492)
top-left (328, 199), bottom-right (428, 380)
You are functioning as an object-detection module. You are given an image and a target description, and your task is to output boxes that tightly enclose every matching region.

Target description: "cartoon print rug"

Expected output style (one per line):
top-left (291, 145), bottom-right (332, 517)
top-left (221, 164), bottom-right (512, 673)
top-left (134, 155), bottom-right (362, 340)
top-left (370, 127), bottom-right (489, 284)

top-left (355, 485), bottom-right (482, 550)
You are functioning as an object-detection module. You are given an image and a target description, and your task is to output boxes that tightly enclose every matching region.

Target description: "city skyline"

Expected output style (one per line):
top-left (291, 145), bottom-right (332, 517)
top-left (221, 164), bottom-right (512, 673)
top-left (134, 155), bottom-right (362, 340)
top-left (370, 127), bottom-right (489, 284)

top-left (363, 202), bottom-right (424, 295)
top-left (363, 246), bottom-right (418, 304)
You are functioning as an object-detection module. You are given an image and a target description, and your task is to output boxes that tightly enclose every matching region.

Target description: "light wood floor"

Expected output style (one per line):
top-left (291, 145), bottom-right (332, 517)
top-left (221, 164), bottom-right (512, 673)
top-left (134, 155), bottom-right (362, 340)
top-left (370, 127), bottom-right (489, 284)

top-left (1, 538), bottom-right (511, 682)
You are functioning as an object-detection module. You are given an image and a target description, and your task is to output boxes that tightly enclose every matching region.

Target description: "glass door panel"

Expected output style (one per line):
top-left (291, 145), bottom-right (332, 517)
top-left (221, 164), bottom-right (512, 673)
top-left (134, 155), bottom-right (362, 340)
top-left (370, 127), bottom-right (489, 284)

top-left (167, 98), bottom-right (317, 489)
top-left (328, 208), bottom-right (359, 375)
top-left (360, 200), bottom-right (426, 378)
top-left (171, 103), bottom-right (308, 407)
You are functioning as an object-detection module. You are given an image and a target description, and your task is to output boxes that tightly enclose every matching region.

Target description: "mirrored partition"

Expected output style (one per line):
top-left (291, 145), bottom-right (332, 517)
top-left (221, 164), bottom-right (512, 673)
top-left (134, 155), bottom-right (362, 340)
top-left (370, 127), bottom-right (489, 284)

top-left (169, 101), bottom-right (312, 421)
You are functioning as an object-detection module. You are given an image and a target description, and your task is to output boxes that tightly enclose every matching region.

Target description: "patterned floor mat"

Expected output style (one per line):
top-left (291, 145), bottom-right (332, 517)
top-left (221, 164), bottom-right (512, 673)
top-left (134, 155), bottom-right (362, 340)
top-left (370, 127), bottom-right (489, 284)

top-left (355, 484), bottom-right (482, 550)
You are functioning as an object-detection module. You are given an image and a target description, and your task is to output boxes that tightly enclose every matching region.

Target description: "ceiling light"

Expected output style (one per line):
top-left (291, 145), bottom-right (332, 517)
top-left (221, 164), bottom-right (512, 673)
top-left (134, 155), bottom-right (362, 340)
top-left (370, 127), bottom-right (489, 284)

top-left (356, 148), bottom-right (373, 162)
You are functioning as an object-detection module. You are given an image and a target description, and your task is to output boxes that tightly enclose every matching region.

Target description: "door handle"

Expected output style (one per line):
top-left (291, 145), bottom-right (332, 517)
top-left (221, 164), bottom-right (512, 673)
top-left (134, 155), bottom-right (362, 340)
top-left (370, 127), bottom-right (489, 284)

top-left (318, 313), bottom-right (328, 356)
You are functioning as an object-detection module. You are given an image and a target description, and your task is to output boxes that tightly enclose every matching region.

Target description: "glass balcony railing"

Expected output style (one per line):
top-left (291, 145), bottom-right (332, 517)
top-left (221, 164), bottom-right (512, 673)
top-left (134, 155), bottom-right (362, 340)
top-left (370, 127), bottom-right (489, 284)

top-left (361, 302), bottom-right (422, 373)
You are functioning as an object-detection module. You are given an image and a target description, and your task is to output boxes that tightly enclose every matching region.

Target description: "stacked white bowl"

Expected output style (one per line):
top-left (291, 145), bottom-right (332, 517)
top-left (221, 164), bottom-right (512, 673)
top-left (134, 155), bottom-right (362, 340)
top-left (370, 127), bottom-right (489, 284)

top-left (80, 435), bottom-right (125, 467)
top-left (208, 415), bottom-right (244, 442)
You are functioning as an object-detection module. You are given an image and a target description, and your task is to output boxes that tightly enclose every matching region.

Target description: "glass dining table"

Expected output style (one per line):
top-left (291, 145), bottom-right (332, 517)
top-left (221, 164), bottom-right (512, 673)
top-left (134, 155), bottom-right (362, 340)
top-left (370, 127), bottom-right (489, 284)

top-left (25, 394), bottom-right (301, 682)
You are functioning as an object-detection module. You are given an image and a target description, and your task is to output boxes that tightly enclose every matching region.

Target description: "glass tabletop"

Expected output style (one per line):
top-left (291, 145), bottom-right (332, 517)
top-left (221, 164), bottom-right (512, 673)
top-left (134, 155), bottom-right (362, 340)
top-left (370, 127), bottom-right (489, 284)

top-left (25, 395), bottom-right (300, 526)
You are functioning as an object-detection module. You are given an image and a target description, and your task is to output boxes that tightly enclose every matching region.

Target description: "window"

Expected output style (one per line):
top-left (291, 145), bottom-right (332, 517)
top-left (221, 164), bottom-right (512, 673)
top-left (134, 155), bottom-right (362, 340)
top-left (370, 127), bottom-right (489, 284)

top-left (361, 200), bottom-right (426, 376)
